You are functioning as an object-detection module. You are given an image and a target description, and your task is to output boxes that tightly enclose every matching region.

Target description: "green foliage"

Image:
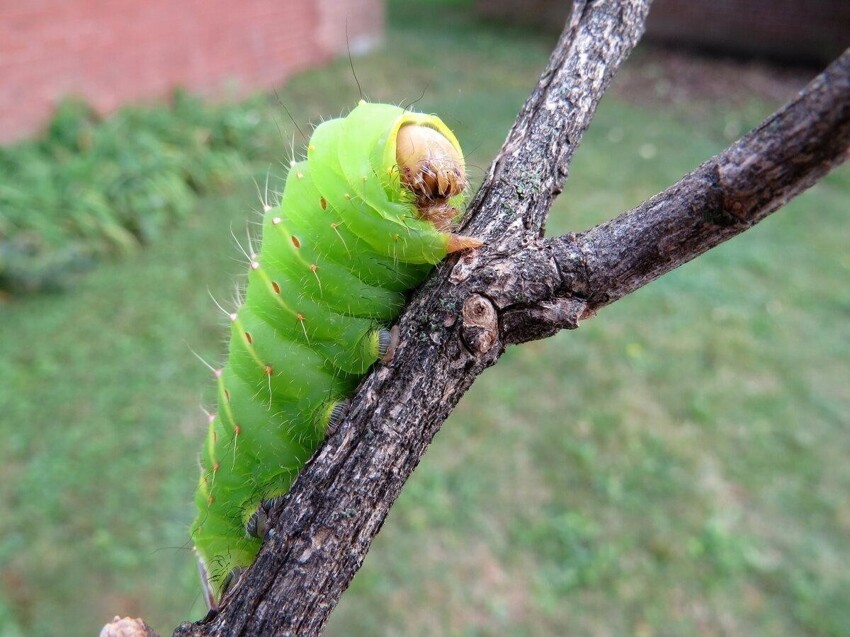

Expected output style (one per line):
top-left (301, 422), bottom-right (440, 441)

top-left (0, 93), bottom-right (265, 293)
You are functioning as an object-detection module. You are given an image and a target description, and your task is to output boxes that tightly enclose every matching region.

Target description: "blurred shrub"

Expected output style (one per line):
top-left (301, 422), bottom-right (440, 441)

top-left (0, 92), bottom-right (266, 294)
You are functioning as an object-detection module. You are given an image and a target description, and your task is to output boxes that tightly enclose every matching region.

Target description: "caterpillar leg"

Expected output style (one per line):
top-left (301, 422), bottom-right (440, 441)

top-left (447, 233), bottom-right (483, 253)
top-left (245, 503), bottom-right (269, 540)
top-left (245, 495), bottom-right (286, 539)
top-left (379, 325), bottom-right (400, 363)
top-left (240, 390), bottom-right (355, 543)
top-left (220, 566), bottom-right (246, 599)
top-left (331, 327), bottom-right (401, 376)
top-left (197, 558), bottom-right (247, 611)
top-left (324, 399), bottom-right (351, 437)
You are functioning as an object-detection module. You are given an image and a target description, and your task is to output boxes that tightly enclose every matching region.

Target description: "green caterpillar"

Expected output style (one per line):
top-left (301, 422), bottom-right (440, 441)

top-left (191, 101), bottom-right (480, 606)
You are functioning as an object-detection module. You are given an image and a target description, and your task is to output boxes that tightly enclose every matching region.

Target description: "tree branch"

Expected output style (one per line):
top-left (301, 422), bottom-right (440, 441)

top-left (170, 5), bottom-right (849, 636)
top-left (498, 48), bottom-right (850, 344)
top-left (466, 0), bottom-right (651, 243)
top-left (576, 47), bottom-right (850, 310)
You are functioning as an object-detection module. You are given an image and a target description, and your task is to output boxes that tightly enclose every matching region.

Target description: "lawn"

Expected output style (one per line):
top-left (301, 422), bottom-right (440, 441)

top-left (1, 2), bottom-right (848, 636)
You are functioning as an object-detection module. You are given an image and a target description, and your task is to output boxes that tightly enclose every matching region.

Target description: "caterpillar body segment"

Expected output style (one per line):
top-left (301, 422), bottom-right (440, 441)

top-left (310, 112), bottom-right (451, 263)
top-left (191, 101), bottom-right (478, 606)
top-left (279, 157), bottom-right (432, 292)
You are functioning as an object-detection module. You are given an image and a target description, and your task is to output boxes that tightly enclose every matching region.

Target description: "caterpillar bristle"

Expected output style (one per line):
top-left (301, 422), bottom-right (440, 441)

top-left (229, 225), bottom-right (254, 265)
top-left (187, 345), bottom-right (219, 376)
top-left (251, 172), bottom-right (272, 214)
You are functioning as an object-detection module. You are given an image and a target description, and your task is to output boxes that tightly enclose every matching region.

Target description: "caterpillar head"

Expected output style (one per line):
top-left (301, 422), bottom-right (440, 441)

top-left (395, 122), bottom-right (468, 232)
top-left (396, 124), bottom-right (467, 200)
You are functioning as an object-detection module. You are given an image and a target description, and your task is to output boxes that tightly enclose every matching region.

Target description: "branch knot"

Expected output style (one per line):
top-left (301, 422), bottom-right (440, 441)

top-left (460, 294), bottom-right (499, 355)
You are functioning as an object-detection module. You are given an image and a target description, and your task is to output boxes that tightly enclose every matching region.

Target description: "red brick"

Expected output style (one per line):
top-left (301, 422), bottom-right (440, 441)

top-left (0, 0), bottom-right (384, 143)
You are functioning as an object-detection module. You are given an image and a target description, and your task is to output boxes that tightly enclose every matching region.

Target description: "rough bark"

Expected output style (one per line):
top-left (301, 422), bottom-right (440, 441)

top-left (167, 1), bottom-right (850, 635)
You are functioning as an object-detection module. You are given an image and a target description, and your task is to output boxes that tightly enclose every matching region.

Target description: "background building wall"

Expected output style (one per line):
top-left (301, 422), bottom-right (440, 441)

top-left (0, 0), bottom-right (384, 143)
top-left (475, 0), bottom-right (849, 67)
top-left (644, 0), bottom-right (849, 64)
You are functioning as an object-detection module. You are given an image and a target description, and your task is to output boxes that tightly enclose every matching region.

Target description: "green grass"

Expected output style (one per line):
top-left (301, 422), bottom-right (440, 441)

top-left (1, 2), bottom-right (849, 636)
top-left (0, 94), bottom-right (268, 294)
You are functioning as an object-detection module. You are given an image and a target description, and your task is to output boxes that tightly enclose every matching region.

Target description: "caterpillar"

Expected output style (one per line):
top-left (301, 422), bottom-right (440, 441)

top-left (191, 101), bottom-right (481, 607)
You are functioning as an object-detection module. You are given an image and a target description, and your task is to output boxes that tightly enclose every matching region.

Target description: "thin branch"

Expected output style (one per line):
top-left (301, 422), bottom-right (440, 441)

top-left (575, 47), bottom-right (850, 312)
top-left (493, 48), bottom-right (850, 345)
top-left (467, 0), bottom-right (651, 243)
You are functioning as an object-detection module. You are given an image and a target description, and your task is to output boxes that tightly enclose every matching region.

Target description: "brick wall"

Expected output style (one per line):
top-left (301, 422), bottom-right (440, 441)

top-left (0, 0), bottom-right (384, 143)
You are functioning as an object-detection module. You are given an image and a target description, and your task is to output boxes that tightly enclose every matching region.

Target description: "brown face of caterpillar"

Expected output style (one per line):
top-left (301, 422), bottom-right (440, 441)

top-left (396, 124), bottom-right (468, 230)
